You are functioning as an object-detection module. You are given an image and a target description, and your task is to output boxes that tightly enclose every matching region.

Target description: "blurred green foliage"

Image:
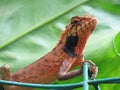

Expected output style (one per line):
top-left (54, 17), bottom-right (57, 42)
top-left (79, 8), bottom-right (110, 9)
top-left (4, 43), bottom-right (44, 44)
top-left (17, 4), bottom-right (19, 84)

top-left (0, 0), bottom-right (120, 90)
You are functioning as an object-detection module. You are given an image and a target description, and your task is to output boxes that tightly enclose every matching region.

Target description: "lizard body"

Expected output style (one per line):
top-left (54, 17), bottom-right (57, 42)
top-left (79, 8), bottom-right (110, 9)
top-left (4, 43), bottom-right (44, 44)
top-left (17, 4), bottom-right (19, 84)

top-left (0, 15), bottom-right (97, 90)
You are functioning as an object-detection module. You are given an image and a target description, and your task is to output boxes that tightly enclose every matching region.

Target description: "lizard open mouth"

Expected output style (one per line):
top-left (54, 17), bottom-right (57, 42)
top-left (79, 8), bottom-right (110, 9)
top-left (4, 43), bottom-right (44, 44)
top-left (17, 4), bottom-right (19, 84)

top-left (63, 15), bottom-right (97, 58)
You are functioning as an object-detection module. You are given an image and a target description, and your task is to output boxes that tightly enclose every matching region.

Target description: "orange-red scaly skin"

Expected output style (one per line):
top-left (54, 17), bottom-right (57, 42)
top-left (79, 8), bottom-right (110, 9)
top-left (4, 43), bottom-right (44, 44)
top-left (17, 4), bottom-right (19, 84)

top-left (0, 15), bottom-right (97, 90)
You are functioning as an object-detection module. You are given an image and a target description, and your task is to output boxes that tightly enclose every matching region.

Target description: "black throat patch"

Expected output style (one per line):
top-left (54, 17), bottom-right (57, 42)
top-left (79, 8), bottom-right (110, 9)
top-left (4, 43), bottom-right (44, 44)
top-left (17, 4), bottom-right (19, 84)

top-left (63, 35), bottom-right (78, 58)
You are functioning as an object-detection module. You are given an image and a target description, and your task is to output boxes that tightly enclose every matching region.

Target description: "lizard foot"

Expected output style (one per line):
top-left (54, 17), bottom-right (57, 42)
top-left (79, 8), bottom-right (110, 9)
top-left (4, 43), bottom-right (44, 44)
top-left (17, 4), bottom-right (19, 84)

top-left (84, 60), bottom-right (98, 80)
top-left (0, 64), bottom-right (10, 74)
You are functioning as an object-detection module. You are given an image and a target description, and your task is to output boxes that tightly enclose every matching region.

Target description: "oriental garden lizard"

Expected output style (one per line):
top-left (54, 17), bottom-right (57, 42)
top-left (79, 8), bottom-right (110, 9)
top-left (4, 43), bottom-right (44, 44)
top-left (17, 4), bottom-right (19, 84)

top-left (0, 15), bottom-right (98, 90)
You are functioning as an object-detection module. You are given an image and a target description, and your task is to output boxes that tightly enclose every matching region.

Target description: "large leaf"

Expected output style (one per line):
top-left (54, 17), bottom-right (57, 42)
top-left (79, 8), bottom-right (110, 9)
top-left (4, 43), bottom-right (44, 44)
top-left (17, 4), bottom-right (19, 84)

top-left (0, 0), bottom-right (87, 70)
top-left (0, 0), bottom-right (120, 90)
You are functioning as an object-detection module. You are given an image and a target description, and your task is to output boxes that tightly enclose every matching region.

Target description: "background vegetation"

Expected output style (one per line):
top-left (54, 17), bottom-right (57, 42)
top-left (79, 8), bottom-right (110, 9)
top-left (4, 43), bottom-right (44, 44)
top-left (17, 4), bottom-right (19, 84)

top-left (0, 0), bottom-right (120, 90)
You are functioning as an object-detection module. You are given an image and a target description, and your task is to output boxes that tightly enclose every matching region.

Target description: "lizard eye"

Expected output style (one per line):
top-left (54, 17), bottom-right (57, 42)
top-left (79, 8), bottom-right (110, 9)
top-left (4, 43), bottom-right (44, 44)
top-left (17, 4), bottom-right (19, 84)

top-left (71, 20), bottom-right (79, 25)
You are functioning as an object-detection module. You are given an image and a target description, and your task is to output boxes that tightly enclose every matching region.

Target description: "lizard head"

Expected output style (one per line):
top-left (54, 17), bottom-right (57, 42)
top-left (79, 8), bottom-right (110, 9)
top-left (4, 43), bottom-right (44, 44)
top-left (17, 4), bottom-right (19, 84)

top-left (63, 15), bottom-right (97, 58)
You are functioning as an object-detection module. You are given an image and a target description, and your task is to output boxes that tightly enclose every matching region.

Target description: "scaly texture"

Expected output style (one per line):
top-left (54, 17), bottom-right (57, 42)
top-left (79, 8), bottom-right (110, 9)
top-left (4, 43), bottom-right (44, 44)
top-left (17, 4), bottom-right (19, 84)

top-left (0, 15), bottom-right (97, 90)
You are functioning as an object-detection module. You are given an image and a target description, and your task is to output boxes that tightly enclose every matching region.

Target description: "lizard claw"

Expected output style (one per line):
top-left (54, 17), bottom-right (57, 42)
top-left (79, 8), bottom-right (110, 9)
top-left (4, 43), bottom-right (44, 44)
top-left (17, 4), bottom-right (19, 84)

top-left (90, 66), bottom-right (98, 80)
top-left (84, 60), bottom-right (98, 80)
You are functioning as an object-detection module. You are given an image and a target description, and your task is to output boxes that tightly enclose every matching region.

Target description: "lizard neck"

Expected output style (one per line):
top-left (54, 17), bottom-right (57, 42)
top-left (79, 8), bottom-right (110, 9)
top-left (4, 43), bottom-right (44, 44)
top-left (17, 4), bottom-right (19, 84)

top-left (56, 29), bottom-right (91, 58)
top-left (75, 30), bottom-right (91, 56)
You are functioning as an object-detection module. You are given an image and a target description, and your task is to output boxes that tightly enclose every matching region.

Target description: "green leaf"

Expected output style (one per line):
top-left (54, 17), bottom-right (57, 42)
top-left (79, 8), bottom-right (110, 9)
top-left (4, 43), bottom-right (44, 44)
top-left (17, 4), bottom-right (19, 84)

top-left (0, 0), bottom-right (87, 49)
top-left (113, 32), bottom-right (120, 56)
top-left (96, 0), bottom-right (120, 14)
top-left (0, 0), bottom-right (120, 90)
top-left (0, 0), bottom-right (87, 70)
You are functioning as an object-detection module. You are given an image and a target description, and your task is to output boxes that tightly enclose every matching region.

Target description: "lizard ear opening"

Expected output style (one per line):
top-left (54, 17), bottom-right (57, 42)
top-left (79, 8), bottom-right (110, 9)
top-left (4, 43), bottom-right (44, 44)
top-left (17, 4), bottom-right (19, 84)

top-left (63, 35), bottom-right (78, 58)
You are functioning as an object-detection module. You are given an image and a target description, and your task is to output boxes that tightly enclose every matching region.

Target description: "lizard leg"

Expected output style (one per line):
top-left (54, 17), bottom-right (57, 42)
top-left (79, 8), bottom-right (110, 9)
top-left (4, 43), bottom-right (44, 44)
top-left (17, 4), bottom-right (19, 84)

top-left (0, 64), bottom-right (15, 90)
top-left (84, 60), bottom-right (98, 80)
top-left (58, 60), bottom-right (83, 80)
